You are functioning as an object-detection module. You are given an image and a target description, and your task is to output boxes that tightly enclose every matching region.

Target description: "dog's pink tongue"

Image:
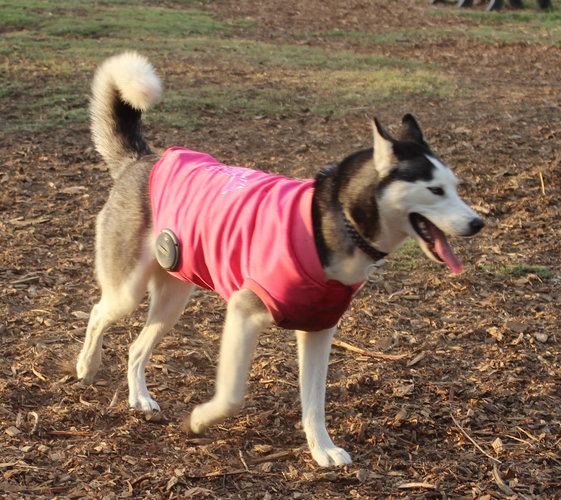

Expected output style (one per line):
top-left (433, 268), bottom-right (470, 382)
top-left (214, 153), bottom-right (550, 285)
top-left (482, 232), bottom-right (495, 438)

top-left (428, 223), bottom-right (463, 274)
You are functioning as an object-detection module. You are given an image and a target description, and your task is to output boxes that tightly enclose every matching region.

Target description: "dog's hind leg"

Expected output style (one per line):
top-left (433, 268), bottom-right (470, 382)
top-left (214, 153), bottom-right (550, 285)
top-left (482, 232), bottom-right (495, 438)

top-left (296, 327), bottom-right (352, 467)
top-left (188, 289), bottom-right (272, 433)
top-left (76, 301), bottom-right (128, 384)
top-left (127, 269), bottom-right (194, 412)
top-left (76, 248), bottom-right (155, 384)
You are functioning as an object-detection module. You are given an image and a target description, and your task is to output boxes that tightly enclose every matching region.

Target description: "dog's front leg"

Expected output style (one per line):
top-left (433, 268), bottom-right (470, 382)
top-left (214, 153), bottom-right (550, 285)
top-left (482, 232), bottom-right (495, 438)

top-left (296, 328), bottom-right (352, 467)
top-left (188, 289), bottom-right (272, 433)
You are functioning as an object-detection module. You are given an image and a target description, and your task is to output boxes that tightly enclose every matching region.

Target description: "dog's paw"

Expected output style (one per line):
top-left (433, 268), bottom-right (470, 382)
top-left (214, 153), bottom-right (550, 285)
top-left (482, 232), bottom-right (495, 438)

top-left (187, 407), bottom-right (208, 434)
top-left (311, 445), bottom-right (352, 467)
top-left (180, 414), bottom-right (202, 436)
top-left (129, 394), bottom-right (161, 413)
top-left (188, 399), bottom-right (241, 434)
top-left (76, 360), bottom-right (98, 385)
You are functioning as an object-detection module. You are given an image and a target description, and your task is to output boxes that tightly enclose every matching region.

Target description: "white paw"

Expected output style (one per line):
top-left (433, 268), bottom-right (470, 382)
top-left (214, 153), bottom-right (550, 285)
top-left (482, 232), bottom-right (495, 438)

top-left (76, 357), bottom-right (99, 384)
top-left (188, 404), bottom-right (209, 434)
top-left (188, 398), bottom-right (241, 434)
top-left (310, 445), bottom-right (352, 467)
top-left (129, 393), bottom-right (161, 413)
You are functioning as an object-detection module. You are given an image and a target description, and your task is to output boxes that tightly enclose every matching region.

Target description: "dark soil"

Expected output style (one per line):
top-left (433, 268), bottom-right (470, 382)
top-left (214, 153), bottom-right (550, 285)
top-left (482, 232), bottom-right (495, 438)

top-left (1, 1), bottom-right (560, 498)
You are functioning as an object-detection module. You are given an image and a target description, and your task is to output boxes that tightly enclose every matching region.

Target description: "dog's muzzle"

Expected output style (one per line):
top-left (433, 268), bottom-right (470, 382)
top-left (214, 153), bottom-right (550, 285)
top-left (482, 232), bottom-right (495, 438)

top-left (467, 217), bottom-right (484, 236)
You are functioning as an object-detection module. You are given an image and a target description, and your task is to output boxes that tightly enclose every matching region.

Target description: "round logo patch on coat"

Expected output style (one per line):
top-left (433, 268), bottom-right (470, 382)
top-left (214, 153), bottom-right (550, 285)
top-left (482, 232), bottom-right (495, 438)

top-left (156, 229), bottom-right (180, 271)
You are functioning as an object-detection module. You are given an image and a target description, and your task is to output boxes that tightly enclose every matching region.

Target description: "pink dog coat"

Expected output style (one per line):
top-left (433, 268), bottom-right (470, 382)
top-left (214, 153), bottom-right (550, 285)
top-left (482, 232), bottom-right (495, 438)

top-left (149, 147), bottom-right (362, 331)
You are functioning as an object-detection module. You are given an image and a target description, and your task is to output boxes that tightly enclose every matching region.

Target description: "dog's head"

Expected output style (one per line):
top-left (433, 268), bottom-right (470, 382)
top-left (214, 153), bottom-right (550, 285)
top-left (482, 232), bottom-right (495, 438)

top-left (371, 114), bottom-right (484, 273)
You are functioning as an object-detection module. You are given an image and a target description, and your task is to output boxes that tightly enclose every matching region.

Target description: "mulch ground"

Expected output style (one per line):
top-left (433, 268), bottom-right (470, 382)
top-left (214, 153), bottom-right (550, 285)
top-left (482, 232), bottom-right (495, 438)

top-left (1, 0), bottom-right (560, 498)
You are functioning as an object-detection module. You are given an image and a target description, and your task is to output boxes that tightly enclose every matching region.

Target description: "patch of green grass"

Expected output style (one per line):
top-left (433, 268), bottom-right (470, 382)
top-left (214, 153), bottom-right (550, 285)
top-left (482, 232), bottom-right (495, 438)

top-left (317, 6), bottom-right (561, 47)
top-left (429, 5), bottom-right (561, 45)
top-left (151, 60), bottom-right (453, 130)
top-left (464, 22), bottom-right (559, 44)
top-left (177, 38), bottom-right (452, 126)
top-left (0, 2), bottom-right (254, 132)
top-left (311, 28), bottom-right (435, 47)
top-left (256, 42), bottom-right (436, 72)
top-left (43, 7), bottom-right (231, 39)
top-left (1, 7), bottom-right (455, 133)
top-left (387, 240), bottom-right (422, 272)
top-left (0, 1), bottom-right (239, 38)
top-left (2, 77), bottom-right (88, 133)
top-left (397, 240), bottom-right (422, 258)
top-left (0, 5), bottom-right (42, 31)
top-left (481, 264), bottom-right (551, 279)
top-left (3, 0), bottom-right (553, 133)
top-left (457, 8), bottom-right (560, 25)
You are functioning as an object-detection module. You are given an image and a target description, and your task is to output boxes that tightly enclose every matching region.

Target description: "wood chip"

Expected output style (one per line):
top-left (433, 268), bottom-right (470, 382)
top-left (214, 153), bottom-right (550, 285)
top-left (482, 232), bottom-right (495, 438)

top-left (332, 339), bottom-right (409, 360)
top-left (5, 426), bottom-right (21, 437)
top-left (406, 351), bottom-right (425, 367)
top-left (398, 482), bottom-right (437, 489)
top-left (492, 464), bottom-right (516, 496)
top-left (492, 437), bottom-right (504, 455)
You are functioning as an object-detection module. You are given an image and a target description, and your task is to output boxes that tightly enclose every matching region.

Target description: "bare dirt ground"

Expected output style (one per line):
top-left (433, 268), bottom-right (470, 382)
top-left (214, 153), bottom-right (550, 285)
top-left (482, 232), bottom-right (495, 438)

top-left (1, 1), bottom-right (560, 498)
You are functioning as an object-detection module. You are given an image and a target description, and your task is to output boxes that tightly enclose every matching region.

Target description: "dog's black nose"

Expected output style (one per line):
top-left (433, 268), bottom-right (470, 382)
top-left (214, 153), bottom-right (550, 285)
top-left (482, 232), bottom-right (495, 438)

top-left (469, 217), bottom-right (484, 235)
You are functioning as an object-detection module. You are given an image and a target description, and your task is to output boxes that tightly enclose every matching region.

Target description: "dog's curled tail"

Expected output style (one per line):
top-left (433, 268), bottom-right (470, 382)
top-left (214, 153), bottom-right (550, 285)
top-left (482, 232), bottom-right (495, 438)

top-left (90, 52), bottom-right (162, 179)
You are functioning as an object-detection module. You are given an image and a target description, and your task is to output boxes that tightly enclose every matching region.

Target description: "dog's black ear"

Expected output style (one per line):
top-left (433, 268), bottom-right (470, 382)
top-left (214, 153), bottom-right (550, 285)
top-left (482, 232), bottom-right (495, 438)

top-left (372, 117), bottom-right (394, 141)
top-left (400, 113), bottom-right (428, 146)
top-left (371, 118), bottom-right (396, 176)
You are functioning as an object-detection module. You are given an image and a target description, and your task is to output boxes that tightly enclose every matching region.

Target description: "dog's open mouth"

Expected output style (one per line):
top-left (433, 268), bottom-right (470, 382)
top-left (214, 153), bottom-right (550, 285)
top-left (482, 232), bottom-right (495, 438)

top-left (409, 213), bottom-right (462, 274)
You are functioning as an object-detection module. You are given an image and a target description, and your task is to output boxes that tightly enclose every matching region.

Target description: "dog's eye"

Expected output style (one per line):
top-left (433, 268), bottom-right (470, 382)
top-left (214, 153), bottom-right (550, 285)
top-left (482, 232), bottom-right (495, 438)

top-left (428, 187), bottom-right (444, 196)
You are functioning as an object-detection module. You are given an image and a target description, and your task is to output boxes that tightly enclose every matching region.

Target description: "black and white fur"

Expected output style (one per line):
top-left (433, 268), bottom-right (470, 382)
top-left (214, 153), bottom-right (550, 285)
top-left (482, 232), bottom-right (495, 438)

top-left (76, 52), bottom-right (483, 467)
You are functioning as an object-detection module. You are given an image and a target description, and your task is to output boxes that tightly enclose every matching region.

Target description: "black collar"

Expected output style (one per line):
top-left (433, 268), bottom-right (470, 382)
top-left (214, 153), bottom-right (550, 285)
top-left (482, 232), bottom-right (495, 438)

top-left (341, 209), bottom-right (388, 262)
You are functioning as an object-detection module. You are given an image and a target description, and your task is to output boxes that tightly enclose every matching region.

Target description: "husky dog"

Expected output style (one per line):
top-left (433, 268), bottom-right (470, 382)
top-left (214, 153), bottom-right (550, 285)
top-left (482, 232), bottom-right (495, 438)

top-left (76, 52), bottom-right (483, 467)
